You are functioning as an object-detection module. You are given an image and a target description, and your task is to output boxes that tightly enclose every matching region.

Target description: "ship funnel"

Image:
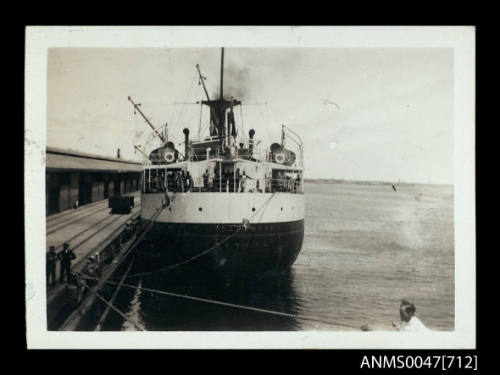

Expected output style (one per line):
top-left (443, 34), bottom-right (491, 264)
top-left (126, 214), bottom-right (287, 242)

top-left (249, 129), bottom-right (255, 157)
top-left (183, 128), bottom-right (190, 159)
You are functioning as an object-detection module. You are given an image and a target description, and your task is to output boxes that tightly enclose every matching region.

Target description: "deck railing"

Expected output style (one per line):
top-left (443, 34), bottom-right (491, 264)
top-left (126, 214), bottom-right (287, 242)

top-left (142, 175), bottom-right (303, 194)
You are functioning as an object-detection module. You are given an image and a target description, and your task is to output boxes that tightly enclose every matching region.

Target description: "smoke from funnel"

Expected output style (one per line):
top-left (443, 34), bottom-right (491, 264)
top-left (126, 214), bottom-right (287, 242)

top-left (211, 63), bottom-right (252, 101)
top-left (224, 64), bottom-right (251, 100)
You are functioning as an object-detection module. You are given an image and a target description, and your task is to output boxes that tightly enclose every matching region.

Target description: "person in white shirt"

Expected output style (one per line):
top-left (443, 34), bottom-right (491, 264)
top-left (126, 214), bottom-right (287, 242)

top-left (239, 171), bottom-right (253, 193)
top-left (393, 299), bottom-right (429, 331)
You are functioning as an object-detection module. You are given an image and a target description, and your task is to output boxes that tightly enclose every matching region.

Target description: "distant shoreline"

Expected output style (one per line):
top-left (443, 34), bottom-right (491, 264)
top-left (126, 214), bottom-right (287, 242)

top-left (304, 178), bottom-right (453, 187)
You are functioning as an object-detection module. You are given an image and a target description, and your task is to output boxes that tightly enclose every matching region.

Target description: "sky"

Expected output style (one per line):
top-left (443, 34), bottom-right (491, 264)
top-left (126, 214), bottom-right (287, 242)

top-left (47, 47), bottom-right (454, 184)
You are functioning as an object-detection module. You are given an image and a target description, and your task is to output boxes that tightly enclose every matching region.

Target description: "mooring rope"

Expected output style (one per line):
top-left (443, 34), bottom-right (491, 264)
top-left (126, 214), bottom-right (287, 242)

top-left (79, 276), bottom-right (354, 330)
top-left (95, 258), bottom-right (135, 331)
top-left (80, 279), bottom-right (145, 331)
top-left (76, 191), bottom-right (355, 330)
top-left (125, 202), bottom-right (165, 253)
top-left (109, 192), bottom-right (276, 279)
top-left (79, 192), bottom-right (352, 331)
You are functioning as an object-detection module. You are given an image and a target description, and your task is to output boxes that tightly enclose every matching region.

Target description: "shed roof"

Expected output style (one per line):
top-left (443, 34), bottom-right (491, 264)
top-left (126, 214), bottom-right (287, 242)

top-left (46, 147), bottom-right (141, 173)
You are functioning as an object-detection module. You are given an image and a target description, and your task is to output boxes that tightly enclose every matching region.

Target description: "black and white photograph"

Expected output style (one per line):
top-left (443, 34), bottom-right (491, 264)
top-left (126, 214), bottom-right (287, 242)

top-left (25, 26), bottom-right (475, 349)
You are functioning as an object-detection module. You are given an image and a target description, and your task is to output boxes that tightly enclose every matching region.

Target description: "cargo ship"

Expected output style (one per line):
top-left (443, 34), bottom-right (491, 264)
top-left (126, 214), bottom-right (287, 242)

top-left (134, 48), bottom-right (304, 280)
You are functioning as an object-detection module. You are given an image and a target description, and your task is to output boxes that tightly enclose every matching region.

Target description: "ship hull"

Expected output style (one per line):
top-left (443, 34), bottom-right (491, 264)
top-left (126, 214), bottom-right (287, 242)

top-left (137, 219), bottom-right (304, 281)
top-left (138, 192), bottom-right (305, 281)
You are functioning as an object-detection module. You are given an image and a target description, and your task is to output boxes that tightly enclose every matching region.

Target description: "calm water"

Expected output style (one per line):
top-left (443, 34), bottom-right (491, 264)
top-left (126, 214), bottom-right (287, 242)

top-left (101, 181), bottom-right (454, 331)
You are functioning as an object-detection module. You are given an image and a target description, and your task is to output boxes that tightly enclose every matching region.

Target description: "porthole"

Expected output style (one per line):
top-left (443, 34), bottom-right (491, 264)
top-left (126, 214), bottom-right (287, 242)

top-left (199, 207), bottom-right (203, 212)
top-left (168, 207), bottom-right (172, 211)
top-left (252, 207), bottom-right (256, 212)
top-left (281, 207), bottom-right (283, 211)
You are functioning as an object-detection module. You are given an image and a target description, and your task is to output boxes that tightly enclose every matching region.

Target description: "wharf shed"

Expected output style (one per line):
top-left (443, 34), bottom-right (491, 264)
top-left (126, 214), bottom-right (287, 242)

top-left (46, 147), bottom-right (141, 215)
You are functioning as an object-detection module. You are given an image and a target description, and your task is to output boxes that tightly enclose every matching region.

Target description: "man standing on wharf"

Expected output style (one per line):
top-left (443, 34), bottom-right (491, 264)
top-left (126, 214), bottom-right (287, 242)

top-left (46, 246), bottom-right (57, 286)
top-left (58, 243), bottom-right (76, 283)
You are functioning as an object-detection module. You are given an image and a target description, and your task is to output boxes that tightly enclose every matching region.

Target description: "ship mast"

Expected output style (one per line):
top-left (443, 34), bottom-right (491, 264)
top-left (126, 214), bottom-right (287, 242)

top-left (198, 48), bottom-right (241, 153)
top-left (196, 64), bottom-right (219, 136)
top-left (196, 64), bottom-right (211, 101)
top-left (128, 96), bottom-right (166, 144)
top-left (220, 47), bottom-right (224, 101)
top-left (219, 47), bottom-right (225, 149)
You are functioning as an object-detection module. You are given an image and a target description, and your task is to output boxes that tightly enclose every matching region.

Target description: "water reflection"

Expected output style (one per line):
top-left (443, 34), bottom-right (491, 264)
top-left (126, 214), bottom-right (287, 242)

top-left (112, 259), bottom-right (302, 331)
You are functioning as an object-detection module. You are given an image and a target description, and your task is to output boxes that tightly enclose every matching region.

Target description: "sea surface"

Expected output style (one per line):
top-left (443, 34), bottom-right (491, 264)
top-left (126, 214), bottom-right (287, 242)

top-left (101, 181), bottom-right (454, 331)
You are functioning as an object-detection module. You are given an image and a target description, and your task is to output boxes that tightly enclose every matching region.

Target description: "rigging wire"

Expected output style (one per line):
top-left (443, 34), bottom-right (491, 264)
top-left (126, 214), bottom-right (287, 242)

top-left (261, 103), bottom-right (272, 159)
top-left (198, 101), bottom-right (203, 139)
top-left (205, 79), bottom-right (219, 97)
top-left (199, 119), bottom-right (210, 138)
top-left (239, 104), bottom-right (245, 139)
top-left (174, 73), bottom-right (197, 133)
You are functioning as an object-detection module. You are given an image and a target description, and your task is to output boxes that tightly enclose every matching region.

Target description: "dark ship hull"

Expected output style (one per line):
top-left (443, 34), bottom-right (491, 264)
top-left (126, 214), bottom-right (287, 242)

top-left (137, 219), bottom-right (304, 281)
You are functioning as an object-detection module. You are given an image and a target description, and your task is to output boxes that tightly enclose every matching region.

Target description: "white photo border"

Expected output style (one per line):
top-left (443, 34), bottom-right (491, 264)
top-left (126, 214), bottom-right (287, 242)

top-left (25, 26), bottom-right (475, 349)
